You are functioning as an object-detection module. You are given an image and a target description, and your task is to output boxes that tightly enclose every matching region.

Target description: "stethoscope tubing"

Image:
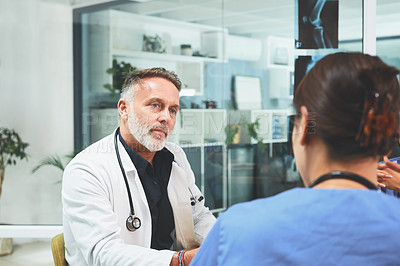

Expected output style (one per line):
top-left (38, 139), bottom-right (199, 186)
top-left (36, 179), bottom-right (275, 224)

top-left (114, 128), bottom-right (202, 231)
top-left (115, 129), bottom-right (136, 217)
top-left (114, 129), bottom-right (141, 231)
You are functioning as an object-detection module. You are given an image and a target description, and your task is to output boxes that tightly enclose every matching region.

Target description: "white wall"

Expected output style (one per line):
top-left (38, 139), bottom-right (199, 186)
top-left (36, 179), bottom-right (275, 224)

top-left (0, 0), bottom-right (73, 225)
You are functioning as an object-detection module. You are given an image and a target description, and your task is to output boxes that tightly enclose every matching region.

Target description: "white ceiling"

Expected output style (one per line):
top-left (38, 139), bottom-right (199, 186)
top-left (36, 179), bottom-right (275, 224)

top-left (69, 0), bottom-right (400, 41)
top-left (118, 0), bottom-right (355, 39)
top-left (57, 0), bottom-right (400, 41)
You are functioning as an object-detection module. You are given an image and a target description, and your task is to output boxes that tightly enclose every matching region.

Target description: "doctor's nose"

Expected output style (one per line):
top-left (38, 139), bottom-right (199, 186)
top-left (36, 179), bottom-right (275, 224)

top-left (158, 109), bottom-right (172, 124)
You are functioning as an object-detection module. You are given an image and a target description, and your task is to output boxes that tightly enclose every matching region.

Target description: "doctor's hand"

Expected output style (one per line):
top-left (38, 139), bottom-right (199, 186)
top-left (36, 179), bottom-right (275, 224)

top-left (170, 247), bottom-right (199, 266)
top-left (377, 156), bottom-right (400, 192)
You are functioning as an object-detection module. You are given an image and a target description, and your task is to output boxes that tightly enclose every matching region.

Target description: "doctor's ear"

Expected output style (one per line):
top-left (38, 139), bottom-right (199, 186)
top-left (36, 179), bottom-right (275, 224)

top-left (118, 99), bottom-right (129, 120)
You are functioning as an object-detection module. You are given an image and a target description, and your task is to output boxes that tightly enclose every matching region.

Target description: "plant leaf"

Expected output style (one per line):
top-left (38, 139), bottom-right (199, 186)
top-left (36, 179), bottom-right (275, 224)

top-left (31, 155), bottom-right (65, 174)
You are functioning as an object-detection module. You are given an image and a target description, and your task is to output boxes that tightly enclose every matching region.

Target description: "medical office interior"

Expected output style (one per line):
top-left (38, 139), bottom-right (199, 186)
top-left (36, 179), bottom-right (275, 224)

top-left (1, 0), bottom-right (400, 264)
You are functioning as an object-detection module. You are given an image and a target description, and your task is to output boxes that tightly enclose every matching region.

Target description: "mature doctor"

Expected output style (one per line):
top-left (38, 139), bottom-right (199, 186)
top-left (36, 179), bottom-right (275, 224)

top-left (62, 67), bottom-right (216, 266)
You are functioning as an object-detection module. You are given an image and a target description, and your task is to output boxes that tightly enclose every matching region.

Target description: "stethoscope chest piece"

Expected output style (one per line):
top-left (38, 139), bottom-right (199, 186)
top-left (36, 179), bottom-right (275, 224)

top-left (126, 215), bottom-right (141, 231)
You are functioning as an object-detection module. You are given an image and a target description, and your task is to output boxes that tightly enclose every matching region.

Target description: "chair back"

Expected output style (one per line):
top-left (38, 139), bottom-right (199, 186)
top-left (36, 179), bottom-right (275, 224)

top-left (51, 233), bottom-right (67, 266)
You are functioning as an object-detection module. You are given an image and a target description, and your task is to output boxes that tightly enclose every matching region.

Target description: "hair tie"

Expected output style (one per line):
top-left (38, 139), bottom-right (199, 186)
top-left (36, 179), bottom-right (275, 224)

top-left (356, 92), bottom-right (396, 149)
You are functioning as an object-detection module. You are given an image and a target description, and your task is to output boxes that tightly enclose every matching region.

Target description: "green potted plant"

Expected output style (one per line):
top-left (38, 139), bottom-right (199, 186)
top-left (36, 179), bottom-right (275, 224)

top-left (0, 127), bottom-right (28, 256)
top-left (31, 150), bottom-right (81, 182)
top-left (103, 59), bottom-right (136, 97)
top-left (0, 128), bottom-right (29, 199)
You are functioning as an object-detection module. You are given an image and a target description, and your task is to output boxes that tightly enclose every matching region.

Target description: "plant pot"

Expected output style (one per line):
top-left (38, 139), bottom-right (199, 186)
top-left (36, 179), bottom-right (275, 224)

top-left (230, 125), bottom-right (241, 144)
top-left (0, 237), bottom-right (13, 256)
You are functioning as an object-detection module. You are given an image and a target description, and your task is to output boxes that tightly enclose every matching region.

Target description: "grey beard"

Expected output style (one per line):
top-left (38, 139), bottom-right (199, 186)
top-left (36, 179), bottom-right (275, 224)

top-left (127, 112), bottom-right (169, 152)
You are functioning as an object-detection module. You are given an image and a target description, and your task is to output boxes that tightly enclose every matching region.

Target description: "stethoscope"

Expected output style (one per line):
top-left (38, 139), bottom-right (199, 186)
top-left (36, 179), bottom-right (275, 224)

top-left (114, 130), bottom-right (142, 232)
top-left (114, 129), bottom-right (203, 232)
top-left (309, 171), bottom-right (377, 190)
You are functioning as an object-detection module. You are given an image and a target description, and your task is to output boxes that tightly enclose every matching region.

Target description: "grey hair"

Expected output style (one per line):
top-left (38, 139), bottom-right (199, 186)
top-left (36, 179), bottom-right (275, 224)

top-left (120, 81), bottom-right (140, 109)
top-left (120, 67), bottom-right (181, 108)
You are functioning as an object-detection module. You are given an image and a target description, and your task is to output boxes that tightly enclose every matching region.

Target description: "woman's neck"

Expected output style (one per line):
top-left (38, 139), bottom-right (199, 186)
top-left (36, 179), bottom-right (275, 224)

top-left (302, 139), bottom-right (378, 189)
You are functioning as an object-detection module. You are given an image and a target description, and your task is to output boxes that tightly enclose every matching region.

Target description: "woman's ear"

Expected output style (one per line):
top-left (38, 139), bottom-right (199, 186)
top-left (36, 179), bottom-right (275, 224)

top-left (118, 99), bottom-right (129, 120)
top-left (299, 106), bottom-right (309, 145)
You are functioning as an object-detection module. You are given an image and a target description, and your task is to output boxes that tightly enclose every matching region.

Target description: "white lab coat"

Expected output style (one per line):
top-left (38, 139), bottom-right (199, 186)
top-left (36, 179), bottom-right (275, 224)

top-left (62, 131), bottom-right (216, 266)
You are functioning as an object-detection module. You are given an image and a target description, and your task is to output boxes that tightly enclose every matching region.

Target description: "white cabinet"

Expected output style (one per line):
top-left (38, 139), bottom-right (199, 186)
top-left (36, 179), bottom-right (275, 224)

top-left (84, 10), bottom-right (228, 96)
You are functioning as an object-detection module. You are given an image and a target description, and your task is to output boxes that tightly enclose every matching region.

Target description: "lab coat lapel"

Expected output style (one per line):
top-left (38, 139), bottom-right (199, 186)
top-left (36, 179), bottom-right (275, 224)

top-left (117, 137), bottom-right (148, 208)
top-left (168, 162), bottom-right (196, 249)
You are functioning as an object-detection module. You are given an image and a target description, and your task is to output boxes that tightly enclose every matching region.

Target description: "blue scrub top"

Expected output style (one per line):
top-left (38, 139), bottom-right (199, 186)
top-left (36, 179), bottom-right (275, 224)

top-left (191, 188), bottom-right (400, 265)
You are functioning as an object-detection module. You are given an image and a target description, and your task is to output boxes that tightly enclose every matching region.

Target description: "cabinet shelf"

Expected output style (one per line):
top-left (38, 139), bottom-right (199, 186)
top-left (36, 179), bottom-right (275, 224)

top-left (112, 49), bottom-right (224, 64)
top-left (261, 139), bottom-right (288, 143)
top-left (179, 142), bottom-right (225, 148)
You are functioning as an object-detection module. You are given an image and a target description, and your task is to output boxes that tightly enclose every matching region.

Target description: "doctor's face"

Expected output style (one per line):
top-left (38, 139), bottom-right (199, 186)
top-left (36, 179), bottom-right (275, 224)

top-left (127, 77), bottom-right (180, 151)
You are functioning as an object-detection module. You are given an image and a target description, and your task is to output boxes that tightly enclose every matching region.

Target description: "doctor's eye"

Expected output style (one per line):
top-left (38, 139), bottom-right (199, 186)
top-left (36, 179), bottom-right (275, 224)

top-left (152, 103), bottom-right (159, 108)
top-left (170, 108), bottom-right (177, 115)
